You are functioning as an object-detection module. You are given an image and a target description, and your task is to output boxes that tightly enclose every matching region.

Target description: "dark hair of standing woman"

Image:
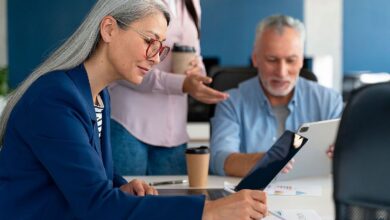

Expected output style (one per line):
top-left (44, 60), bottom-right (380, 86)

top-left (184, 0), bottom-right (200, 38)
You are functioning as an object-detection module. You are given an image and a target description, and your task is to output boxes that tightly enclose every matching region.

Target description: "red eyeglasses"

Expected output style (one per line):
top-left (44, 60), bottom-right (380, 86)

top-left (116, 20), bottom-right (170, 61)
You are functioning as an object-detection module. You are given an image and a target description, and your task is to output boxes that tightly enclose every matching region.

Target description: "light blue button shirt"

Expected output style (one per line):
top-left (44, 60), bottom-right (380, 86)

top-left (210, 77), bottom-right (343, 175)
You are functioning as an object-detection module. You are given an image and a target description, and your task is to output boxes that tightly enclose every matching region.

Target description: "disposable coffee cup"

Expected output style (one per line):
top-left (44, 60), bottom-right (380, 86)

top-left (185, 146), bottom-right (210, 188)
top-left (171, 43), bottom-right (196, 74)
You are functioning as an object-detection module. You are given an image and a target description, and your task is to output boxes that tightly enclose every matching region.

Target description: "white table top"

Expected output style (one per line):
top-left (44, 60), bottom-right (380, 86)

top-left (125, 175), bottom-right (334, 219)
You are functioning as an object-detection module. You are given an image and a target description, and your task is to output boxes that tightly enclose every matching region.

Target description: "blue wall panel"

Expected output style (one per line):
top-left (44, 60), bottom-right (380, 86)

top-left (8, 0), bottom-right (303, 86)
top-left (8, 0), bottom-right (95, 88)
top-left (200, 0), bottom-right (304, 66)
top-left (344, 0), bottom-right (390, 74)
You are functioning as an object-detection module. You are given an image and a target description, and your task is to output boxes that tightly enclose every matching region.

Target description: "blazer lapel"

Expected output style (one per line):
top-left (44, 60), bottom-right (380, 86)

top-left (100, 89), bottom-right (114, 179)
top-left (65, 64), bottom-right (103, 159)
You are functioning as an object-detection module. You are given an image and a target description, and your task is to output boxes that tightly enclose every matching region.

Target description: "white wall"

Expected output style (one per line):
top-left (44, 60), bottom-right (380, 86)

top-left (0, 0), bottom-right (7, 67)
top-left (304, 0), bottom-right (343, 91)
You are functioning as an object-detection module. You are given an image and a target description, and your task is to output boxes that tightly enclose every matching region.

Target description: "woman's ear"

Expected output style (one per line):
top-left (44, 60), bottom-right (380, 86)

top-left (100, 16), bottom-right (117, 43)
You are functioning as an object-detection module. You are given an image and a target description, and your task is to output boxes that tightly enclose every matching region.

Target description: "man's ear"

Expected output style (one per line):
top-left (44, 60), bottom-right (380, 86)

top-left (251, 51), bottom-right (258, 68)
top-left (298, 57), bottom-right (304, 69)
top-left (100, 16), bottom-right (117, 43)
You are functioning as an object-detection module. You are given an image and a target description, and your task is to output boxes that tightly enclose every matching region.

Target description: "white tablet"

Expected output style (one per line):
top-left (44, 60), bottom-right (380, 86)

top-left (277, 118), bottom-right (340, 181)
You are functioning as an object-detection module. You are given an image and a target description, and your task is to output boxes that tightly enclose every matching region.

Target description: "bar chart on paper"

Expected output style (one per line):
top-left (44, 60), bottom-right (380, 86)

top-left (265, 209), bottom-right (321, 220)
top-left (265, 184), bottom-right (322, 196)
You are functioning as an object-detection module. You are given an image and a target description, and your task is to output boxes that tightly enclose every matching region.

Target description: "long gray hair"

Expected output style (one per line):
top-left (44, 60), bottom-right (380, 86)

top-left (0, 0), bottom-right (170, 145)
top-left (255, 14), bottom-right (306, 48)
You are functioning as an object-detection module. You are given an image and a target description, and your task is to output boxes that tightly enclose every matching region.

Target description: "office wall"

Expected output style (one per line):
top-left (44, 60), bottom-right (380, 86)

top-left (7, 1), bottom-right (389, 86)
top-left (0, 0), bottom-right (7, 67)
top-left (7, 0), bottom-right (95, 88)
top-left (8, 0), bottom-right (303, 86)
top-left (344, 0), bottom-right (390, 74)
top-left (200, 0), bottom-right (304, 66)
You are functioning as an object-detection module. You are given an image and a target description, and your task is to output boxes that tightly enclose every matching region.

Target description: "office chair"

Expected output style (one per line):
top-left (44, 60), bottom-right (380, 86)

top-left (208, 67), bottom-right (257, 118)
top-left (208, 67), bottom-right (317, 118)
top-left (209, 67), bottom-right (257, 92)
top-left (300, 68), bottom-right (318, 82)
top-left (333, 82), bottom-right (390, 220)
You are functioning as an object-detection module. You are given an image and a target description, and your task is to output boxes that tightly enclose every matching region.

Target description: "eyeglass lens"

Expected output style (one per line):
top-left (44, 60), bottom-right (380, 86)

top-left (146, 40), bottom-right (169, 61)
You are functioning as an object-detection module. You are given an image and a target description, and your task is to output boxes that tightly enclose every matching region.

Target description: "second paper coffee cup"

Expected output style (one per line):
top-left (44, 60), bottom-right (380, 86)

top-left (171, 43), bottom-right (196, 74)
top-left (185, 146), bottom-right (210, 188)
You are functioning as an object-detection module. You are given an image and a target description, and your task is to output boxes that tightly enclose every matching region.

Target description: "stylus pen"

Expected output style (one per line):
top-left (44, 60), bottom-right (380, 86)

top-left (149, 180), bottom-right (188, 186)
top-left (223, 186), bottom-right (236, 194)
top-left (224, 187), bottom-right (285, 220)
top-left (223, 186), bottom-right (286, 219)
top-left (268, 211), bottom-right (286, 220)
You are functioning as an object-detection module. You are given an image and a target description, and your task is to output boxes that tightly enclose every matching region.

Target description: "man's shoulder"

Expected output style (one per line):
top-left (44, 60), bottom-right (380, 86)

top-left (227, 77), bottom-right (259, 99)
top-left (297, 77), bottom-right (340, 97)
top-left (216, 77), bottom-right (262, 117)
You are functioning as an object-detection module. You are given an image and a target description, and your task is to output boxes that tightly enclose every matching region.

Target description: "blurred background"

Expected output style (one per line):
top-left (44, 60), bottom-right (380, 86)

top-left (1, 0), bottom-right (390, 122)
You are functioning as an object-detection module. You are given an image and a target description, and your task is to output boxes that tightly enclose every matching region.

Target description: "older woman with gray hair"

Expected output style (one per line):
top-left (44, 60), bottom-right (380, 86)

top-left (0, 0), bottom-right (267, 219)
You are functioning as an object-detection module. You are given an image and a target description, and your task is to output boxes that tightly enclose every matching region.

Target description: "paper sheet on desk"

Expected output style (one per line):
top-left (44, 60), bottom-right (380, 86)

top-left (265, 209), bottom-right (321, 220)
top-left (265, 184), bottom-right (322, 196)
top-left (224, 181), bottom-right (322, 196)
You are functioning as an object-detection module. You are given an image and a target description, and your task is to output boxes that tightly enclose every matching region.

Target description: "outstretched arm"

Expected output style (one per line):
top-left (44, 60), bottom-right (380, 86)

top-left (224, 153), bottom-right (264, 177)
top-left (114, 56), bottom-right (228, 104)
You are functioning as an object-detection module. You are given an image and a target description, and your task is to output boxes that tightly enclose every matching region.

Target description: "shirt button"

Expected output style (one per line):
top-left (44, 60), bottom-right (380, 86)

top-left (272, 137), bottom-right (277, 141)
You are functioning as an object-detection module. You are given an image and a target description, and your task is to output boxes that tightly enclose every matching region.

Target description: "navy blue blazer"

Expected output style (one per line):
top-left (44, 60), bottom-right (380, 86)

top-left (0, 65), bottom-right (204, 219)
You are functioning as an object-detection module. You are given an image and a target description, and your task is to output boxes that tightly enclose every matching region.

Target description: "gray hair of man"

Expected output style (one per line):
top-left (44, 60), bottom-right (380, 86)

top-left (254, 14), bottom-right (306, 49)
top-left (0, 0), bottom-right (170, 146)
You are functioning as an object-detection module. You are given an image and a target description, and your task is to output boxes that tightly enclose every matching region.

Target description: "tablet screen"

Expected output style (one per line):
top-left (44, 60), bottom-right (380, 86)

top-left (235, 130), bottom-right (308, 191)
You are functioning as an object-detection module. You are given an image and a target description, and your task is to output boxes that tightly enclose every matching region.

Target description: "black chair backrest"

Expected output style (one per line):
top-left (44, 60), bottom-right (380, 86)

top-left (208, 67), bottom-right (257, 119)
top-left (209, 67), bottom-right (317, 92)
top-left (300, 68), bottom-right (318, 82)
top-left (208, 67), bottom-right (317, 118)
top-left (209, 67), bottom-right (258, 92)
top-left (333, 82), bottom-right (390, 220)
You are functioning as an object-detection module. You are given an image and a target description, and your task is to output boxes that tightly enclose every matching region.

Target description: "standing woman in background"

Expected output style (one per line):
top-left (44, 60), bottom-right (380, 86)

top-left (0, 0), bottom-right (267, 219)
top-left (109, 0), bottom-right (227, 175)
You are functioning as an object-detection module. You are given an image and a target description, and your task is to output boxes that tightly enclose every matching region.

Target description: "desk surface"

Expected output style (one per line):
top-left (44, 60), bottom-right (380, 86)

top-left (125, 175), bottom-right (334, 220)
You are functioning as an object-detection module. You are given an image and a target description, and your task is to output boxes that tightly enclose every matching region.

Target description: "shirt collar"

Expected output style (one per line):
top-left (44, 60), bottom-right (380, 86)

top-left (288, 77), bottom-right (301, 110)
top-left (254, 77), bottom-right (273, 112)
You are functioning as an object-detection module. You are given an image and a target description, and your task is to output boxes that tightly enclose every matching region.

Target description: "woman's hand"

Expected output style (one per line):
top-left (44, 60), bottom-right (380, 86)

top-left (181, 56), bottom-right (229, 104)
top-left (184, 56), bottom-right (203, 76)
top-left (119, 179), bottom-right (158, 196)
top-left (202, 189), bottom-right (268, 220)
top-left (183, 74), bottom-right (229, 104)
